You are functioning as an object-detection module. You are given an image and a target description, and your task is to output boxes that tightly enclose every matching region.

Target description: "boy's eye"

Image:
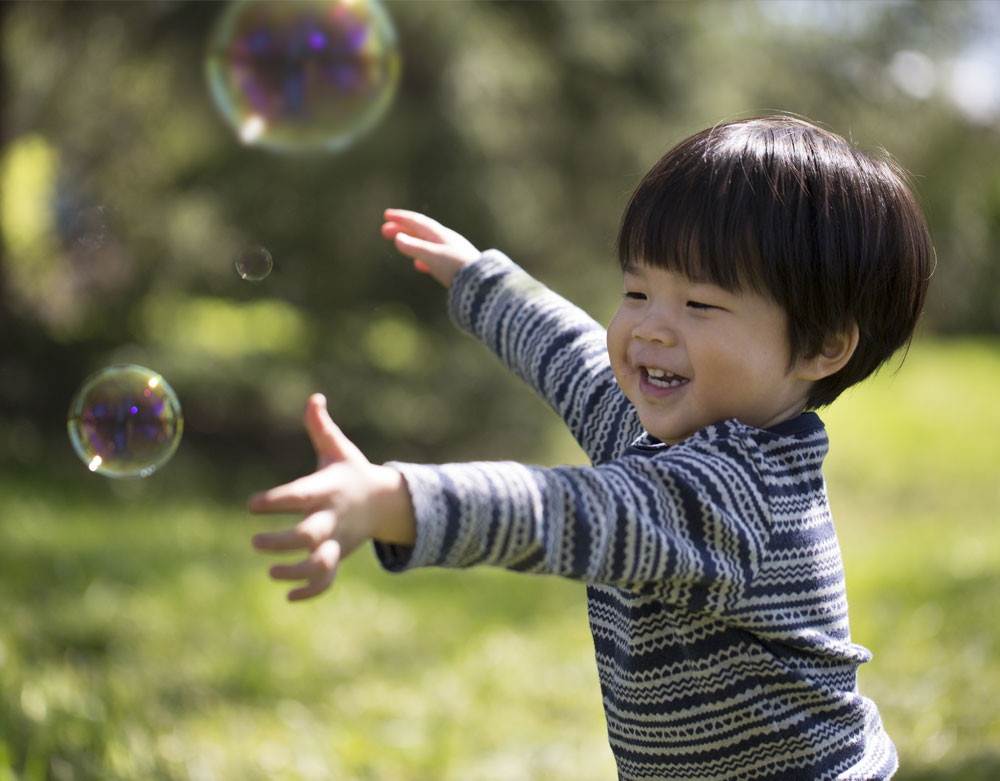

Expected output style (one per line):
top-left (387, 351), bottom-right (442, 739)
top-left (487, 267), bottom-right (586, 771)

top-left (686, 300), bottom-right (716, 310)
top-left (624, 291), bottom-right (646, 301)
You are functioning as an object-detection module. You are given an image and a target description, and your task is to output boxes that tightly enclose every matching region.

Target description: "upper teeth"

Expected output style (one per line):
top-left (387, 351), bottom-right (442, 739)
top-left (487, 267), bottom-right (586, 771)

top-left (646, 367), bottom-right (686, 387)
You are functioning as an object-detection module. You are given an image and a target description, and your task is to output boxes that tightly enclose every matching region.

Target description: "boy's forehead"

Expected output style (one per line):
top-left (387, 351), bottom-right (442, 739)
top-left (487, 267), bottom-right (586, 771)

top-left (622, 258), bottom-right (715, 285)
top-left (623, 258), bottom-right (674, 274)
top-left (622, 259), bottom-right (773, 304)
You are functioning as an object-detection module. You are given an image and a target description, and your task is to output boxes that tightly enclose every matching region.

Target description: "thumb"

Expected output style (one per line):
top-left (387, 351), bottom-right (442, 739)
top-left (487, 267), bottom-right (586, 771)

top-left (304, 394), bottom-right (366, 468)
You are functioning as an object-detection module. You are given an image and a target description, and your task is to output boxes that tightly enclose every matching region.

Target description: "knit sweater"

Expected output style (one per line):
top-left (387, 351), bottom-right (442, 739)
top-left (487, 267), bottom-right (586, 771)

top-left (376, 251), bottom-right (897, 780)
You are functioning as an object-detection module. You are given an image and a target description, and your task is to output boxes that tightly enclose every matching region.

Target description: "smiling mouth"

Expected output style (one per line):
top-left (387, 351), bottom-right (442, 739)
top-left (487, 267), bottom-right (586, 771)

top-left (643, 367), bottom-right (689, 388)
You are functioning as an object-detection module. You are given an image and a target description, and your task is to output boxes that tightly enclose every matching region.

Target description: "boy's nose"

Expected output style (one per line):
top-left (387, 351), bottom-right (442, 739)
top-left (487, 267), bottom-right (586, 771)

top-left (632, 310), bottom-right (680, 346)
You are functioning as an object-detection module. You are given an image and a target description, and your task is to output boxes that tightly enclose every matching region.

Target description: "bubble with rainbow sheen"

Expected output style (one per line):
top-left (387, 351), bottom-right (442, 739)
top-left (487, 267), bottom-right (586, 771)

top-left (67, 365), bottom-right (183, 478)
top-left (235, 245), bottom-right (274, 281)
top-left (205, 0), bottom-right (401, 154)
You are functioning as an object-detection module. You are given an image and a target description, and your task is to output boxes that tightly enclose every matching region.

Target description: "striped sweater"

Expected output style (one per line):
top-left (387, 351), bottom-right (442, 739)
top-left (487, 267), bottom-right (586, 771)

top-left (376, 251), bottom-right (896, 780)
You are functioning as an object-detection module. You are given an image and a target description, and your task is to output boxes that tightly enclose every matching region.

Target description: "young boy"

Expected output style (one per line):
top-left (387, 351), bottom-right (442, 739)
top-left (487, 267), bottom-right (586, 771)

top-left (249, 116), bottom-right (933, 779)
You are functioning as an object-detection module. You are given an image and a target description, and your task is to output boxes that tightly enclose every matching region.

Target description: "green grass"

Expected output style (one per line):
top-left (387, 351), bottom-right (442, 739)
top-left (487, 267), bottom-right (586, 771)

top-left (821, 337), bottom-right (1000, 780)
top-left (1, 482), bottom-right (610, 780)
top-left (1, 336), bottom-right (998, 780)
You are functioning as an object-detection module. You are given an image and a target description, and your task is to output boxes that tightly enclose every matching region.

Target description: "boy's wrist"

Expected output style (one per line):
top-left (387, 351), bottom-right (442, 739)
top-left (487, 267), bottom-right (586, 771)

top-left (369, 465), bottom-right (417, 546)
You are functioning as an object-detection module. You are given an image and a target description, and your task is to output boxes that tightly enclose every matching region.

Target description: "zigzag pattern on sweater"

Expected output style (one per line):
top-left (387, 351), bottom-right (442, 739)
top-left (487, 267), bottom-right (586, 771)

top-left (377, 251), bottom-right (896, 780)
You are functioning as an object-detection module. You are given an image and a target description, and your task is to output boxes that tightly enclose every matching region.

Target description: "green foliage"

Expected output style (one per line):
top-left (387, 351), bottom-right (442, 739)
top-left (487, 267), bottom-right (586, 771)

top-left (0, 337), bottom-right (997, 779)
top-left (1, 0), bottom-right (999, 480)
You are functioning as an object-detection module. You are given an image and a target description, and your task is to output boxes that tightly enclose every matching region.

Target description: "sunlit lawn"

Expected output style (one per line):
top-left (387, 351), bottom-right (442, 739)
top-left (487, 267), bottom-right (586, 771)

top-left (1, 337), bottom-right (998, 780)
top-left (821, 337), bottom-right (1000, 781)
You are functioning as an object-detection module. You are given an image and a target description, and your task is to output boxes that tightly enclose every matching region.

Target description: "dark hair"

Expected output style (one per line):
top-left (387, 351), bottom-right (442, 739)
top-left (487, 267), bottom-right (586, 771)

top-left (616, 115), bottom-right (933, 409)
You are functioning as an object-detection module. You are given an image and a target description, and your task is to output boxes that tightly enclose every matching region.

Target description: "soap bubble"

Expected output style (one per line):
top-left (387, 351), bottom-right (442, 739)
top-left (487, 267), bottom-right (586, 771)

top-left (205, 0), bottom-right (402, 153)
top-left (54, 188), bottom-right (112, 251)
top-left (67, 365), bottom-right (183, 478)
top-left (235, 245), bottom-right (274, 281)
top-left (70, 205), bottom-right (111, 250)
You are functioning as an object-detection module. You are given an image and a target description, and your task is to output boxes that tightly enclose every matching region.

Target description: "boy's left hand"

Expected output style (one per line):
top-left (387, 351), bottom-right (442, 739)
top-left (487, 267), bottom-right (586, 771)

top-left (381, 209), bottom-right (480, 288)
top-left (248, 393), bottom-right (415, 601)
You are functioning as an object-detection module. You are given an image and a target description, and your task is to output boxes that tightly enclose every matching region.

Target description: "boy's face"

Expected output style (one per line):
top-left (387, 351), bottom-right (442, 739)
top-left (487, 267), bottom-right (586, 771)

top-left (607, 263), bottom-right (815, 444)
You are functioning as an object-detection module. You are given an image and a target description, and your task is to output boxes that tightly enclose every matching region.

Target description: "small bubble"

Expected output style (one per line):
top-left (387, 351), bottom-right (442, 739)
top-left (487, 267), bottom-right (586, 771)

top-left (235, 246), bottom-right (274, 281)
top-left (71, 205), bottom-right (110, 250)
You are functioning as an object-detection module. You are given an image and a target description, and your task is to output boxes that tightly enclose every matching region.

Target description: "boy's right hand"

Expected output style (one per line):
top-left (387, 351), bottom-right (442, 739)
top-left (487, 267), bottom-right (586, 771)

top-left (381, 209), bottom-right (480, 288)
top-left (248, 393), bottom-right (416, 602)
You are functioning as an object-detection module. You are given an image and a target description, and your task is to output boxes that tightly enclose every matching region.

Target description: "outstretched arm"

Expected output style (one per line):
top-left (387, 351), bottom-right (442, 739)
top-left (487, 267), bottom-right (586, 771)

top-left (383, 209), bottom-right (639, 462)
top-left (378, 448), bottom-right (764, 612)
top-left (249, 394), bottom-right (415, 601)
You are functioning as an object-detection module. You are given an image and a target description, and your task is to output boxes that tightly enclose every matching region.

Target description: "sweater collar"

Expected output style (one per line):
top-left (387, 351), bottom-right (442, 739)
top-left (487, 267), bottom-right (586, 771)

top-left (629, 411), bottom-right (825, 451)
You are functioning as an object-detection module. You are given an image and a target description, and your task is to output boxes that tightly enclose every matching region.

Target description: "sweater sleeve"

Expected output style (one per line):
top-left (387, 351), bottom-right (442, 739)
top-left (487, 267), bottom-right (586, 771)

top-left (377, 435), bottom-right (768, 611)
top-left (448, 250), bottom-right (640, 464)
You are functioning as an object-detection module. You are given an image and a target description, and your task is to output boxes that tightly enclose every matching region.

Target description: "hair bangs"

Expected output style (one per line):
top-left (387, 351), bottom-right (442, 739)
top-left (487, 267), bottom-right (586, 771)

top-left (616, 137), bottom-right (771, 298)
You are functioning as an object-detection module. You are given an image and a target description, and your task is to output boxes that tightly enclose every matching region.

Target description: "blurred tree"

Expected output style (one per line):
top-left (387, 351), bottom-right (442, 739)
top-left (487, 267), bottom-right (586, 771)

top-left (1, 0), bottom-right (997, 494)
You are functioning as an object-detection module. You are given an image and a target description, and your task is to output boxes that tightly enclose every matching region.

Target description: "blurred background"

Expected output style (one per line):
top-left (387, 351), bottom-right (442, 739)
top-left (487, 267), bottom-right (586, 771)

top-left (1, 1), bottom-right (998, 779)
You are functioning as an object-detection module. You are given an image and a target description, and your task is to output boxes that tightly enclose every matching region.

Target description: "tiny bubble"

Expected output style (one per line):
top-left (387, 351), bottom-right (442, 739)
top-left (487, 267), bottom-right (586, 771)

top-left (235, 246), bottom-right (274, 282)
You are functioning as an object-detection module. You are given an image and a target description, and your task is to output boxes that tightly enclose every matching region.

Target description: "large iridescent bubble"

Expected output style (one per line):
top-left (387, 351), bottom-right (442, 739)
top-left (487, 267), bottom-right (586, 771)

top-left (205, 0), bottom-right (402, 153)
top-left (67, 365), bottom-right (183, 478)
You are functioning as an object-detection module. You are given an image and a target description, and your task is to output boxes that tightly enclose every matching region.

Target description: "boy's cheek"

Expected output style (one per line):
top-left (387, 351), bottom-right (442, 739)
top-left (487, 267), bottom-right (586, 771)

top-left (605, 318), bottom-right (629, 367)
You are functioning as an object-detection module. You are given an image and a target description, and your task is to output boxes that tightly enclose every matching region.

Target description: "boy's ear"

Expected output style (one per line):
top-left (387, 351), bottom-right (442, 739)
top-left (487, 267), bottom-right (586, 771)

top-left (796, 323), bottom-right (860, 381)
